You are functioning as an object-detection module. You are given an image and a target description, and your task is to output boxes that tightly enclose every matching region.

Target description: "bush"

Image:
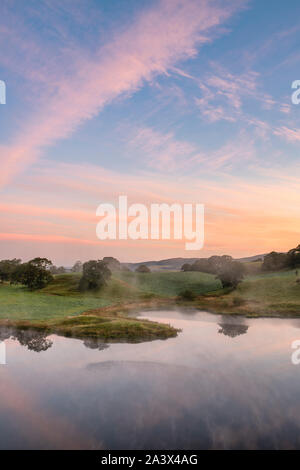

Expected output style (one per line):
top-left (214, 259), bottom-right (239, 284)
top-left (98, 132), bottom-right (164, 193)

top-left (178, 289), bottom-right (197, 301)
top-left (232, 296), bottom-right (245, 307)
top-left (135, 265), bottom-right (151, 273)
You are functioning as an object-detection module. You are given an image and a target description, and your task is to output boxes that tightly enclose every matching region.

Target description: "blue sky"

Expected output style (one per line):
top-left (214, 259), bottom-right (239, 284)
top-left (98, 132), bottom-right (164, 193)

top-left (0, 0), bottom-right (300, 264)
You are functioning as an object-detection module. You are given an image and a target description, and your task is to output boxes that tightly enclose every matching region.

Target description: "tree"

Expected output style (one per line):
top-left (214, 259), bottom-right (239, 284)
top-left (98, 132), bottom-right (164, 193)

top-left (216, 261), bottom-right (245, 289)
top-left (181, 263), bottom-right (192, 272)
top-left (29, 257), bottom-right (53, 269)
top-left (71, 260), bottom-right (83, 273)
top-left (103, 257), bottom-right (121, 271)
top-left (135, 265), bottom-right (151, 273)
top-left (0, 259), bottom-right (21, 283)
top-left (121, 265), bottom-right (131, 272)
top-left (185, 255), bottom-right (233, 274)
top-left (12, 258), bottom-right (53, 290)
top-left (262, 251), bottom-right (288, 271)
top-left (287, 245), bottom-right (300, 269)
top-left (79, 260), bottom-right (111, 291)
top-left (50, 265), bottom-right (66, 274)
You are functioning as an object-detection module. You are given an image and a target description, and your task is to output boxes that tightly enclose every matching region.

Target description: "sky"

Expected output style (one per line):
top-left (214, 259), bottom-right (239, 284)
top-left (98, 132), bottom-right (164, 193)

top-left (0, 0), bottom-right (300, 265)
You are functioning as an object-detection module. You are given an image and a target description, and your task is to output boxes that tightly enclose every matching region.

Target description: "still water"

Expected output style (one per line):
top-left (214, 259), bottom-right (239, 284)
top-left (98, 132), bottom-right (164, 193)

top-left (1, 309), bottom-right (300, 450)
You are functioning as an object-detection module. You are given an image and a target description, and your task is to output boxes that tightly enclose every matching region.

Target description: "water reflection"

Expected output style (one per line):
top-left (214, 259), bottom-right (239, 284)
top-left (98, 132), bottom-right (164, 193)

top-left (0, 326), bottom-right (53, 352)
top-left (83, 338), bottom-right (109, 351)
top-left (0, 326), bottom-right (110, 353)
top-left (1, 310), bottom-right (300, 450)
top-left (218, 321), bottom-right (249, 338)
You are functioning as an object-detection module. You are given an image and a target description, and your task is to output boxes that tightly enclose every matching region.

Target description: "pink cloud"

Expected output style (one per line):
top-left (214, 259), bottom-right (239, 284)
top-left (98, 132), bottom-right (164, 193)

top-left (128, 126), bottom-right (199, 170)
top-left (195, 66), bottom-right (276, 123)
top-left (1, 158), bottom-right (300, 263)
top-left (0, 0), bottom-right (245, 186)
top-left (273, 126), bottom-right (300, 143)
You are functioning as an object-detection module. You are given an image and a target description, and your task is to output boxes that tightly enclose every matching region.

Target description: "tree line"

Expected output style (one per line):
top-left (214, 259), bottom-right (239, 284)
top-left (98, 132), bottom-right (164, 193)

top-left (262, 244), bottom-right (300, 271)
top-left (181, 255), bottom-right (245, 289)
top-left (0, 257), bottom-right (116, 291)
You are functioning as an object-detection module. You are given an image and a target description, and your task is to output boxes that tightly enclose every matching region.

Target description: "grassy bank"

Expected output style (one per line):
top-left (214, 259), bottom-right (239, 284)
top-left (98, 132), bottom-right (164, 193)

top-left (0, 275), bottom-right (180, 342)
top-left (0, 268), bottom-right (300, 343)
top-left (0, 310), bottom-right (179, 343)
top-left (114, 270), bottom-right (221, 296)
top-left (195, 269), bottom-right (300, 316)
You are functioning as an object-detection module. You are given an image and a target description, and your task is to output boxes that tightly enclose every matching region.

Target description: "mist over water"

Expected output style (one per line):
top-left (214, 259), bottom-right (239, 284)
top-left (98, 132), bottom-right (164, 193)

top-left (1, 309), bottom-right (300, 450)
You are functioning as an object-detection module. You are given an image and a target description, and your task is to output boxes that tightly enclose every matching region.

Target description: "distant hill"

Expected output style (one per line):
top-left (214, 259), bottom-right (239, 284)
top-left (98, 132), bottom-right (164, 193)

top-left (237, 254), bottom-right (265, 263)
top-left (123, 254), bottom-right (266, 272)
top-left (123, 257), bottom-right (200, 272)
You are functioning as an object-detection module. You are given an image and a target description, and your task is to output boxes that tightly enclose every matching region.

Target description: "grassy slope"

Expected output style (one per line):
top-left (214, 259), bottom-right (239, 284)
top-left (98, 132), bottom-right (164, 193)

top-left (237, 270), bottom-right (300, 313)
top-left (114, 271), bottom-right (221, 296)
top-left (197, 269), bottom-right (300, 315)
top-left (0, 273), bottom-right (150, 322)
top-left (0, 283), bottom-right (109, 321)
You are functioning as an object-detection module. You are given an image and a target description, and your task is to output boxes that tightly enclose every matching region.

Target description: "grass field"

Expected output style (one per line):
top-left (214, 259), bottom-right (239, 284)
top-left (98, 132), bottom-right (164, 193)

top-left (197, 269), bottom-right (300, 315)
top-left (0, 283), bottom-right (110, 321)
top-left (0, 268), bottom-right (300, 340)
top-left (114, 270), bottom-right (221, 296)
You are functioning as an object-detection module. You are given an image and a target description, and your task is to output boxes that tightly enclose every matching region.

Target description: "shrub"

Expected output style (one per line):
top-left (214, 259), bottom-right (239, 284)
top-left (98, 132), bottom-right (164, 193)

top-left (178, 289), bottom-right (197, 301)
top-left (135, 265), bottom-right (151, 273)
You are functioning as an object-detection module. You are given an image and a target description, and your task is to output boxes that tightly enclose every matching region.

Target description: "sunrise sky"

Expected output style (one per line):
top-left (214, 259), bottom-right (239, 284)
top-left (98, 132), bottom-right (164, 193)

top-left (0, 0), bottom-right (300, 265)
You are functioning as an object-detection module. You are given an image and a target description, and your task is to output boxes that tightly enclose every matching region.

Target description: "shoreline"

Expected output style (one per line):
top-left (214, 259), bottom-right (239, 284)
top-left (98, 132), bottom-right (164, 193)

top-left (2, 293), bottom-right (300, 346)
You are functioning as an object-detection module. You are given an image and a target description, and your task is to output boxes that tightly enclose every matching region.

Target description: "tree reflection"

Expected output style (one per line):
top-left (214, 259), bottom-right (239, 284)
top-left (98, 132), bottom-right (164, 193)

top-left (83, 338), bottom-right (109, 351)
top-left (218, 322), bottom-right (249, 338)
top-left (0, 326), bottom-right (53, 352)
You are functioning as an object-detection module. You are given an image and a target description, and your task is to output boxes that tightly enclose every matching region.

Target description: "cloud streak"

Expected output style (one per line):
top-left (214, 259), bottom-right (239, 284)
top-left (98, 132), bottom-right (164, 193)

top-left (0, 0), bottom-right (245, 186)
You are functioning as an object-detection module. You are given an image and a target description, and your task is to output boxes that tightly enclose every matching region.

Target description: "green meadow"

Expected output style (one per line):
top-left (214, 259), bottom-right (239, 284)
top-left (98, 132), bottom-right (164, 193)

top-left (0, 267), bottom-right (300, 343)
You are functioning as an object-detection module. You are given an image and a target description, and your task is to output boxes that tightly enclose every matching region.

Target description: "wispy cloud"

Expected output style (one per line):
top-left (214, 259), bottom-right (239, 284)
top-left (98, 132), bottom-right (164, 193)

top-left (195, 66), bottom-right (275, 123)
top-left (0, 0), bottom-right (245, 186)
top-left (128, 126), bottom-right (201, 170)
top-left (273, 126), bottom-right (300, 143)
top-left (2, 158), bottom-right (299, 262)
